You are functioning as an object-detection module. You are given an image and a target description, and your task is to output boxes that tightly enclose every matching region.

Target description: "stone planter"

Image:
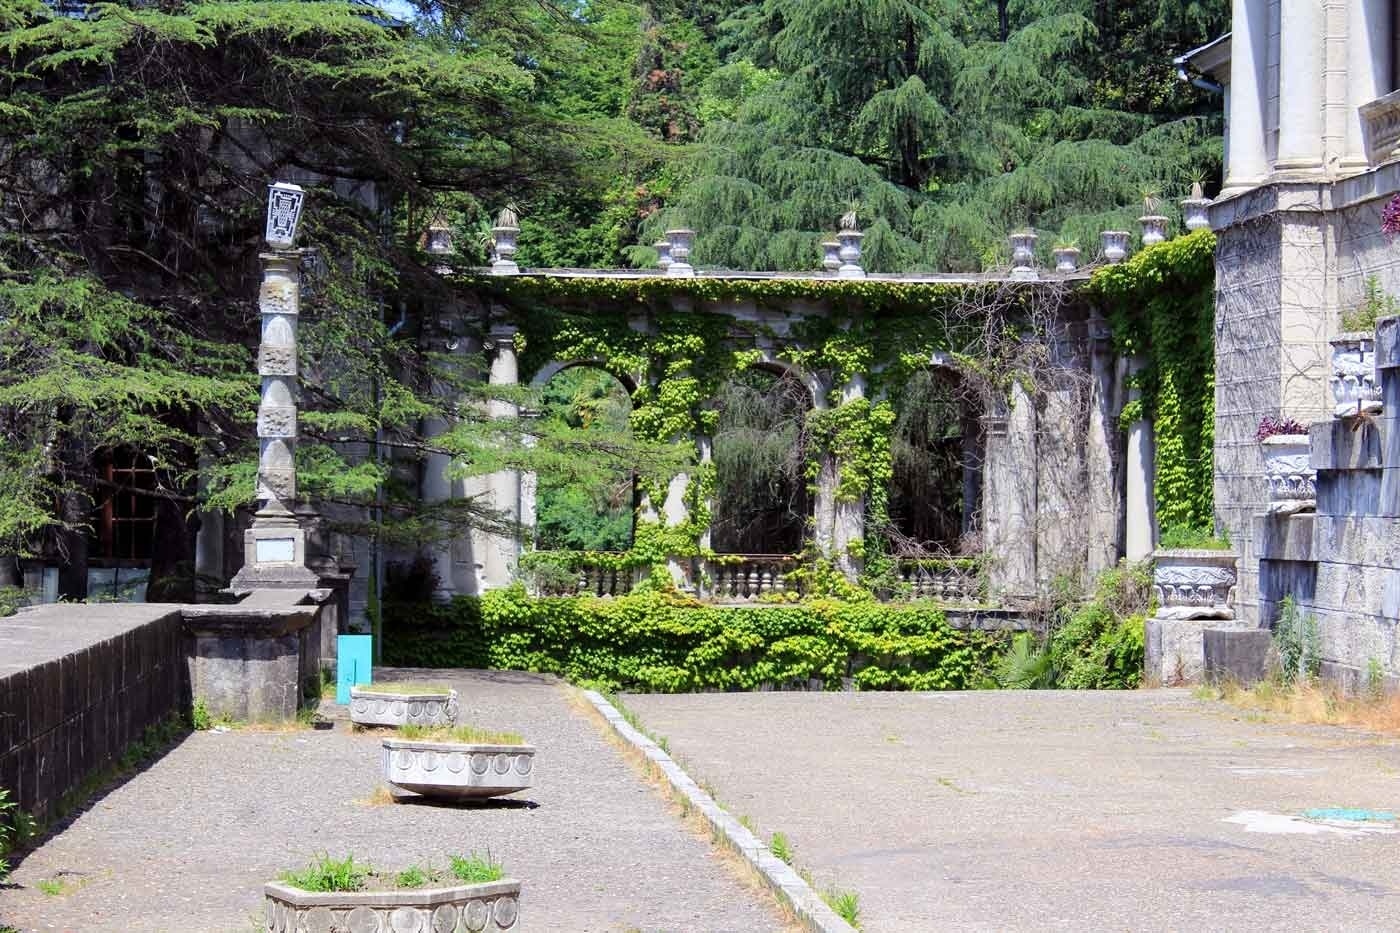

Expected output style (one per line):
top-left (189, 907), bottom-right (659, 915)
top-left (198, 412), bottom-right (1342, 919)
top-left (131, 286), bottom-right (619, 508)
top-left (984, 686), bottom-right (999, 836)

top-left (653, 239), bottom-right (672, 272)
top-left (1181, 197), bottom-right (1211, 231)
top-left (1260, 434), bottom-right (1316, 511)
top-left (1052, 247), bottom-right (1079, 273)
top-left (1101, 230), bottom-right (1130, 263)
top-left (1139, 214), bottom-right (1168, 246)
top-left (264, 878), bottom-right (521, 933)
top-left (1150, 549), bottom-right (1238, 620)
top-left (1010, 232), bottom-right (1038, 279)
top-left (382, 738), bottom-right (536, 800)
top-left (820, 240), bottom-right (840, 272)
top-left (1330, 332), bottom-right (1381, 417)
top-left (836, 230), bottom-right (865, 279)
top-left (664, 228), bottom-right (694, 277)
top-left (350, 687), bottom-right (459, 728)
top-left (489, 225), bottom-right (519, 275)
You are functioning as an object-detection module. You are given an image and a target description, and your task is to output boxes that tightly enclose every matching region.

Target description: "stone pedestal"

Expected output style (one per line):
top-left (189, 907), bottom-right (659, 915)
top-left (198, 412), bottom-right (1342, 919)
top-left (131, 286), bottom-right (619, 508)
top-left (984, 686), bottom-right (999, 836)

top-left (184, 589), bottom-right (328, 721)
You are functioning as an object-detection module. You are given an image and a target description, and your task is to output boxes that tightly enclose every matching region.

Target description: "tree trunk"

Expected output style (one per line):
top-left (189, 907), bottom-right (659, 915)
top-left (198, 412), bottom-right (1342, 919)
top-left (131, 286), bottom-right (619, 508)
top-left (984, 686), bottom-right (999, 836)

top-left (56, 487), bottom-right (90, 601)
top-left (998, 0), bottom-right (1010, 41)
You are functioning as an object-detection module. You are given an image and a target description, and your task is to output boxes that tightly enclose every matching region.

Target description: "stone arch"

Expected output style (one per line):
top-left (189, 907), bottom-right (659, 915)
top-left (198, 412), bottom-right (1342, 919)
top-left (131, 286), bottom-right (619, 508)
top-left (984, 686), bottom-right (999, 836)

top-left (528, 358), bottom-right (640, 396)
top-left (886, 359), bottom-right (984, 553)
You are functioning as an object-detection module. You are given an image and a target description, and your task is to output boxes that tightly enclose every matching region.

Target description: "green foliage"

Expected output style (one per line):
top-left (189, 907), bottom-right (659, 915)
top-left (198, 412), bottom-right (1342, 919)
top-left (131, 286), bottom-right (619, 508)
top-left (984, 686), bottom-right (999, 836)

top-left (1091, 229), bottom-right (1216, 540)
top-left (397, 723), bottom-right (525, 745)
top-left (993, 633), bottom-right (1055, 689)
top-left (449, 853), bottom-right (505, 884)
top-left (383, 586), bottom-right (1005, 692)
top-left (394, 866), bottom-right (430, 890)
top-left (824, 887), bottom-right (862, 928)
top-left (1367, 657), bottom-right (1386, 703)
top-left (280, 854), bottom-right (371, 893)
top-left (769, 831), bottom-right (793, 864)
top-left (1273, 595), bottom-right (1321, 684)
top-left (1044, 562), bottom-right (1152, 690)
top-left (191, 698), bottom-right (212, 732)
top-left (1155, 526), bottom-right (1230, 550)
top-left (0, 587), bottom-right (22, 619)
top-left (1340, 276), bottom-right (1399, 333)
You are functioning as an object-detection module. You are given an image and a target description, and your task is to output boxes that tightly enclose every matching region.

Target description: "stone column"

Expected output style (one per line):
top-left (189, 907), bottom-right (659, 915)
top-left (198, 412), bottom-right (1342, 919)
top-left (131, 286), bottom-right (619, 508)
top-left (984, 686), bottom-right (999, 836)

top-left (476, 324), bottom-right (522, 590)
top-left (983, 384), bottom-right (1038, 600)
top-left (1124, 356), bottom-right (1157, 562)
top-left (833, 377), bottom-right (868, 577)
top-left (1344, 0), bottom-right (1393, 171)
top-left (1274, 0), bottom-right (1326, 175)
top-left (231, 251), bottom-right (317, 590)
top-left (1223, 0), bottom-right (1272, 193)
top-left (194, 432), bottom-right (225, 598)
top-left (1084, 317), bottom-right (1123, 576)
top-left (420, 318), bottom-right (459, 602)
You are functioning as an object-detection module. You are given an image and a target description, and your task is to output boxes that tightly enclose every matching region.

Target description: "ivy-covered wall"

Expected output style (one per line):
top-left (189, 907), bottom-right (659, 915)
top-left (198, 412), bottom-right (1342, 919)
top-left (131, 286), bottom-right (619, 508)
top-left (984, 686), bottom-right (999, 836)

top-left (1089, 230), bottom-right (1217, 540)
top-left (474, 273), bottom-right (1087, 593)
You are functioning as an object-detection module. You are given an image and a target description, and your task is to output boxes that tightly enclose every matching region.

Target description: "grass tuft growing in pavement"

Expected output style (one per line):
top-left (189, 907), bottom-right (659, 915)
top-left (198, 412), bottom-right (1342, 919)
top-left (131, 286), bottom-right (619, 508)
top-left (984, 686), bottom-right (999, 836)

top-left (824, 887), bottom-right (861, 928)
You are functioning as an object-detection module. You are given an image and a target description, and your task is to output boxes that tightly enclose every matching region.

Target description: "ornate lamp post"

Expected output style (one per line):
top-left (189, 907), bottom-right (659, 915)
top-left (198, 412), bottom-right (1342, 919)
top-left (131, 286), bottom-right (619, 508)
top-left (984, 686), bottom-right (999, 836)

top-left (231, 182), bottom-right (318, 590)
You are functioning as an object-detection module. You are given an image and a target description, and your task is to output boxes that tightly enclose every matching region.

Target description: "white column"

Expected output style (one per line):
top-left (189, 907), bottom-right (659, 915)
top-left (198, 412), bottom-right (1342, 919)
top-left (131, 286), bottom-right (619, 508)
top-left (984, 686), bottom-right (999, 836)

top-left (833, 376), bottom-right (868, 578)
top-left (1224, 0), bottom-right (1272, 192)
top-left (1124, 357), bottom-right (1156, 562)
top-left (479, 325), bottom-right (522, 590)
top-left (1343, 0), bottom-right (1393, 170)
top-left (1274, 0), bottom-right (1325, 174)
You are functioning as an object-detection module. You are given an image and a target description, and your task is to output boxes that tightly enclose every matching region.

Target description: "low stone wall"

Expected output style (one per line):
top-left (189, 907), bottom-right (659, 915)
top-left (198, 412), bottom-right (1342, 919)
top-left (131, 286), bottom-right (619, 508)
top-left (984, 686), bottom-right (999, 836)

top-left (0, 604), bottom-right (188, 822)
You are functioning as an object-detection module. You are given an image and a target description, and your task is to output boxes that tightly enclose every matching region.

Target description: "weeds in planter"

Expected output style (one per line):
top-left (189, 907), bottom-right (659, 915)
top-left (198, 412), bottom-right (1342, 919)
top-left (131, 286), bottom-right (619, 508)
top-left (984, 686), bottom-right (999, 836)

top-left (280, 853), bottom-right (371, 892)
top-left (823, 887), bottom-right (861, 927)
top-left (397, 724), bottom-right (524, 745)
top-left (449, 852), bottom-right (504, 884)
top-left (395, 866), bottom-right (430, 889)
top-left (769, 832), bottom-right (793, 864)
top-left (362, 682), bottom-right (451, 695)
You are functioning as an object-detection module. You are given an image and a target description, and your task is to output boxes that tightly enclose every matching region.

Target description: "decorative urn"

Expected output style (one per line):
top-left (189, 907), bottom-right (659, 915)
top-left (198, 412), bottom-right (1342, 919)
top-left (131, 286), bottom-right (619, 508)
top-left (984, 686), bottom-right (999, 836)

top-left (1101, 230), bottom-right (1130, 263)
top-left (1139, 215), bottom-right (1169, 246)
top-left (654, 239), bottom-right (673, 272)
top-left (1052, 246), bottom-right (1080, 273)
top-left (664, 228), bottom-right (695, 277)
top-left (1010, 232), bottom-right (1038, 279)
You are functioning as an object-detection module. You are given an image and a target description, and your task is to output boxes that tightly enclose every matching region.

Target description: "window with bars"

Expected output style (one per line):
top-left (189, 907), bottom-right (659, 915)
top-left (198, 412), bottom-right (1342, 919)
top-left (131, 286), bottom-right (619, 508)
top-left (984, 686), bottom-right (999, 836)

top-left (93, 448), bottom-right (157, 561)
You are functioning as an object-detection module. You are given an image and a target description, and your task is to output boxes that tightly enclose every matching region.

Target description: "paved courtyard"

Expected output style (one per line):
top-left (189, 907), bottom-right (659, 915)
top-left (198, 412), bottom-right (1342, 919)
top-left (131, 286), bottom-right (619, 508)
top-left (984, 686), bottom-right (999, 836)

top-left (0, 670), bottom-right (786, 933)
top-left (624, 688), bottom-right (1400, 932)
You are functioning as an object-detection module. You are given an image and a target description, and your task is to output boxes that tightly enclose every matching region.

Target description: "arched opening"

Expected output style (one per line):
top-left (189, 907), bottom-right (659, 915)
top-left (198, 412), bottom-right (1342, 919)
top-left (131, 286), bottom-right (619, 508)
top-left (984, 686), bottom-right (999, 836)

top-left (711, 365), bottom-right (813, 555)
top-left (533, 365), bottom-right (637, 552)
top-left (887, 368), bottom-right (982, 554)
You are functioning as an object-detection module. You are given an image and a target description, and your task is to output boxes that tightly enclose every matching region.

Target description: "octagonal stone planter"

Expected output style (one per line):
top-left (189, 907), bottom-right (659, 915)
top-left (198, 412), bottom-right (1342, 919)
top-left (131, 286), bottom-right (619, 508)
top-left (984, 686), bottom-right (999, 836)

top-left (350, 687), bottom-right (458, 728)
top-left (1151, 549), bottom-right (1238, 621)
top-left (264, 878), bottom-right (521, 933)
top-left (383, 738), bottom-right (536, 800)
top-left (1260, 434), bottom-right (1316, 512)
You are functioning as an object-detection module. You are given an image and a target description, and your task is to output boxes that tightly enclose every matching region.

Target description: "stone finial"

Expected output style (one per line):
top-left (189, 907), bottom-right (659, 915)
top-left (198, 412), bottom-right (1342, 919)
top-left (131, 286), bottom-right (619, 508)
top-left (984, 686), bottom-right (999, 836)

top-left (835, 212), bottom-right (865, 279)
top-left (490, 204), bottom-right (520, 275)
top-left (1101, 230), bottom-right (1130, 263)
top-left (425, 220), bottom-right (453, 257)
top-left (1052, 245), bottom-right (1080, 273)
top-left (821, 239), bottom-right (841, 272)
top-left (664, 228), bottom-right (694, 277)
top-left (653, 239), bottom-right (673, 272)
top-left (1010, 231), bottom-right (1038, 279)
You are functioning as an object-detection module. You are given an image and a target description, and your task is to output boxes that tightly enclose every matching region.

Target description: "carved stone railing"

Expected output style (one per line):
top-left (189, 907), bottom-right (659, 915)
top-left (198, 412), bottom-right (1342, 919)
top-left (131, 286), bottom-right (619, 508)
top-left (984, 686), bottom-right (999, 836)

top-left (1360, 89), bottom-right (1400, 166)
top-left (530, 553), bottom-right (636, 597)
top-left (894, 559), bottom-right (980, 603)
top-left (704, 555), bottom-right (801, 602)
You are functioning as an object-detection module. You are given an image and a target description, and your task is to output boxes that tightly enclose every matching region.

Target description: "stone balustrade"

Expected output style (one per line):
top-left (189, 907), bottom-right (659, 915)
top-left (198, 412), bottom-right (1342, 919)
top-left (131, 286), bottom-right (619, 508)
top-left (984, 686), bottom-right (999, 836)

top-left (705, 555), bottom-right (801, 602)
top-left (894, 559), bottom-right (980, 603)
top-left (1359, 89), bottom-right (1400, 166)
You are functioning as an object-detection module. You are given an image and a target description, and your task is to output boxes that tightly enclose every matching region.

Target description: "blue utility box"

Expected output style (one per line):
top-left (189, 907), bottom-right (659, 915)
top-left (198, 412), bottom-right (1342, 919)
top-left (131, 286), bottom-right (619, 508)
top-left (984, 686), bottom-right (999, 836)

top-left (336, 634), bottom-right (373, 704)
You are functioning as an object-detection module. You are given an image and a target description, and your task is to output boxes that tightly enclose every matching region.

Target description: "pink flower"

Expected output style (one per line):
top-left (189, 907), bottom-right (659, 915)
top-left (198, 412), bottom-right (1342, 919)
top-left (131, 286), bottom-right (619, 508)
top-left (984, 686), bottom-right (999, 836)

top-left (1382, 193), bottom-right (1400, 238)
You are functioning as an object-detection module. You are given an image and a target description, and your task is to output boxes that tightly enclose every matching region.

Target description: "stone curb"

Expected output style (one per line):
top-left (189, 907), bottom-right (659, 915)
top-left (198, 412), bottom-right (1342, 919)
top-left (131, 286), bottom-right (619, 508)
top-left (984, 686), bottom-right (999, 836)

top-left (582, 690), bottom-right (857, 933)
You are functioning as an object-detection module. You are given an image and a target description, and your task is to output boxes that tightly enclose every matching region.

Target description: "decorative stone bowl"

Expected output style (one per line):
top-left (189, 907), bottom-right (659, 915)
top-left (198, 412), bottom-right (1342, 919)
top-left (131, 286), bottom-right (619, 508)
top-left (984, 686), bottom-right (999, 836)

top-left (1052, 246), bottom-right (1079, 273)
top-left (1139, 214), bottom-right (1168, 246)
top-left (1151, 549), bottom-right (1238, 620)
top-left (382, 738), bottom-right (536, 800)
top-left (1330, 332), bottom-right (1381, 417)
top-left (1260, 434), bottom-right (1316, 511)
top-left (1181, 197), bottom-right (1211, 231)
top-left (1101, 230), bottom-right (1130, 263)
top-left (263, 878), bottom-right (521, 933)
top-left (350, 687), bottom-right (459, 728)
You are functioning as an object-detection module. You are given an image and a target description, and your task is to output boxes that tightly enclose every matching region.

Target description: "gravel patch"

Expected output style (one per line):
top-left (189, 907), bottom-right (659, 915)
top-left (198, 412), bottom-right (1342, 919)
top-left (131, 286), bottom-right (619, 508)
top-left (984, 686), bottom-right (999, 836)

top-left (0, 669), bottom-right (786, 933)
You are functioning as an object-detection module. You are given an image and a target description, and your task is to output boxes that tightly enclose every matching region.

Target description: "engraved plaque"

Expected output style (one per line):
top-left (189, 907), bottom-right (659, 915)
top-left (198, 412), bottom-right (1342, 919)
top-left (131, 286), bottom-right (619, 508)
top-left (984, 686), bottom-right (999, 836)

top-left (255, 537), bottom-right (296, 563)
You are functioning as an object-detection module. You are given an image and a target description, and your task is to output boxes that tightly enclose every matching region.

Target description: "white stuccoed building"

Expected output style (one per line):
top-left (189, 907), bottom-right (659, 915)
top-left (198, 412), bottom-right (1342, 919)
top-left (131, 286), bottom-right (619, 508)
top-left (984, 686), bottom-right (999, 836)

top-left (1182, 2), bottom-right (1400, 684)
